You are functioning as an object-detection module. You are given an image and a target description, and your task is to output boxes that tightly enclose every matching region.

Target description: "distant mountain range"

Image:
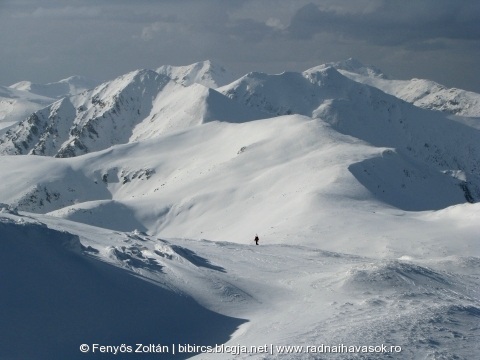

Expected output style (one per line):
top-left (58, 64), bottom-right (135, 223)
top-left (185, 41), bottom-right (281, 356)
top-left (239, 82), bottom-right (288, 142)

top-left (1, 59), bottom-right (478, 135)
top-left (0, 85), bottom-right (54, 134)
top-left (9, 75), bottom-right (99, 99)
top-left (0, 59), bottom-right (478, 225)
top-left (1, 75), bottom-right (99, 134)
top-left (315, 58), bottom-right (480, 117)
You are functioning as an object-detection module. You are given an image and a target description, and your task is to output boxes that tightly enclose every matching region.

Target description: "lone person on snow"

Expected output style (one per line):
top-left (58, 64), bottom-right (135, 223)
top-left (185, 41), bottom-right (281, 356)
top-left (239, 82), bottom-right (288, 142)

top-left (254, 234), bottom-right (259, 245)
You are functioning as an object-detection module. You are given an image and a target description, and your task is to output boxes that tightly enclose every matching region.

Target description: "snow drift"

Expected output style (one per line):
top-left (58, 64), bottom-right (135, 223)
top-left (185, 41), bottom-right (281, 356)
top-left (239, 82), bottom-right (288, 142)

top-left (0, 214), bottom-right (244, 359)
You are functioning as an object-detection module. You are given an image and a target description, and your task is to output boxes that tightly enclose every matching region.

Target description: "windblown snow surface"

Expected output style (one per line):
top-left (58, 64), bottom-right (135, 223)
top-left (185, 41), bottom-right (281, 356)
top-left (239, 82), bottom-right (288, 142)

top-left (0, 60), bottom-right (479, 359)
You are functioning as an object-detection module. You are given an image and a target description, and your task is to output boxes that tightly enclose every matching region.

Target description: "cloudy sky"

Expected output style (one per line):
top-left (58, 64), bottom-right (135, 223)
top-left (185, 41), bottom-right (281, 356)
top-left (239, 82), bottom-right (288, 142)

top-left (1, 0), bottom-right (479, 92)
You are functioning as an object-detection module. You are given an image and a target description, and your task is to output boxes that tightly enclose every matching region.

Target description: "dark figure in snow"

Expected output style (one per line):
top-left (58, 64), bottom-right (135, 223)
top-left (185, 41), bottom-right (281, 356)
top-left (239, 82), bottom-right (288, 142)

top-left (254, 235), bottom-right (259, 245)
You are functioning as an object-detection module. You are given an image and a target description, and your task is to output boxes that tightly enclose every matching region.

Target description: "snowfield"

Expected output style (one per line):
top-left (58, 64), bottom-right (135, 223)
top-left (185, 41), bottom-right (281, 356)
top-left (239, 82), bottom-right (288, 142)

top-left (0, 60), bottom-right (479, 359)
top-left (1, 205), bottom-right (478, 359)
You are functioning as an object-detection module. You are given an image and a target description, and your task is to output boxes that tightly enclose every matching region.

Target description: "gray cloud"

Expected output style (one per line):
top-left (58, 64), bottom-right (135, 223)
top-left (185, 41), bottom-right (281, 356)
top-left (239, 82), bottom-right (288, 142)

top-left (287, 1), bottom-right (480, 45)
top-left (14, 5), bottom-right (101, 19)
top-left (0, 0), bottom-right (479, 93)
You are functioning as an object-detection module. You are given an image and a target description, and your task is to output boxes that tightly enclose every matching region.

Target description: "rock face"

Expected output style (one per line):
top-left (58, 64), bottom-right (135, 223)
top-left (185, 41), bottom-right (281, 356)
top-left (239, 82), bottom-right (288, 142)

top-left (0, 70), bottom-right (170, 157)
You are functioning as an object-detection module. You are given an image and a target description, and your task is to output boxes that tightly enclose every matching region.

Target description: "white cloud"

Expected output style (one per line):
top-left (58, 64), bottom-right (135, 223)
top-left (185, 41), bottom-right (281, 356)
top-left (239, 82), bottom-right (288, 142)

top-left (265, 18), bottom-right (286, 30)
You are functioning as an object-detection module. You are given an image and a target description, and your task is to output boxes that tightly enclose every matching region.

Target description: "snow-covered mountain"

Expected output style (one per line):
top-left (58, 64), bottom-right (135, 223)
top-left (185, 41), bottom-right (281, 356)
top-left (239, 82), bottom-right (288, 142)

top-left (2, 65), bottom-right (478, 207)
top-left (9, 75), bottom-right (99, 99)
top-left (1, 75), bottom-right (98, 136)
top-left (309, 57), bottom-right (387, 79)
top-left (219, 67), bottom-right (480, 202)
top-left (313, 58), bottom-right (480, 117)
top-left (1, 60), bottom-right (479, 359)
top-left (0, 85), bottom-right (54, 133)
top-left (0, 69), bottom-right (265, 157)
top-left (156, 60), bottom-right (238, 88)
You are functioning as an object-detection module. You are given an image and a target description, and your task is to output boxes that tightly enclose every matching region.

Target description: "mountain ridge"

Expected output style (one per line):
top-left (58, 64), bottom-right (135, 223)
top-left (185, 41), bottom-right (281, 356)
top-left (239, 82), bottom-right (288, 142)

top-left (156, 60), bottom-right (238, 88)
top-left (312, 59), bottom-right (480, 117)
top-left (0, 60), bottom-right (478, 221)
top-left (9, 75), bottom-right (99, 99)
top-left (0, 68), bottom-right (267, 157)
top-left (220, 66), bottom-right (480, 198)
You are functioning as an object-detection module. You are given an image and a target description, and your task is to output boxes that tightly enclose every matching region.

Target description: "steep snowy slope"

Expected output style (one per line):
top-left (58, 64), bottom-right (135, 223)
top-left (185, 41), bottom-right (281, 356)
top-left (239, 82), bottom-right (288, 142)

top-left (9, 75), bottom-right (99, 99)
top-left (0, 210), bottom-right (243, 360)
top-left (156, 60), bottom-right (238, 88)
top-left (0, 70), bottom-right (170, 156)
top-left (130, 82), bottom-right (267, 141)
top-left (308, 58), bottom-right (480, 117)
top-left (0, 85), bottom-right (54, 133)
top-left (1, 75), bottom-right (98, 136)
top-left (0, 70), bottom-right (265, 157)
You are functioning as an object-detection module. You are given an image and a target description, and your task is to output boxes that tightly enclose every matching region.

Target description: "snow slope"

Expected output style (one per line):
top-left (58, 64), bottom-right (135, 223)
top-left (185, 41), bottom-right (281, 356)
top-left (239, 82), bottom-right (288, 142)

top-left (0, 210), bottom-right (244, 360)
top-left (1, 75), bottom-right (97, 134)
top-left (0, 85), bottom-right (54, 133)
top-left (309, 58), bottom-right (480, 117)
top-left (9, 75), bottom-right (99, 99)
top-left (1, 206), bottom-right (478, 359)
top-left (219, 67), bottom-right (480, 202)
top-left (0, 114), bottom-right (476, 247)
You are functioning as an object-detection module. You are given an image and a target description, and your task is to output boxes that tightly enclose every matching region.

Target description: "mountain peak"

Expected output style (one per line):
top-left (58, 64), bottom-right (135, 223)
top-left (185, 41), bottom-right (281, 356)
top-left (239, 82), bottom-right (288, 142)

top-left (156, 60), bottom-right (237, 88)
top-left (326, 61), bottom-right (480, 117)
top-left (306, 58), bottom-right (387, 79)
